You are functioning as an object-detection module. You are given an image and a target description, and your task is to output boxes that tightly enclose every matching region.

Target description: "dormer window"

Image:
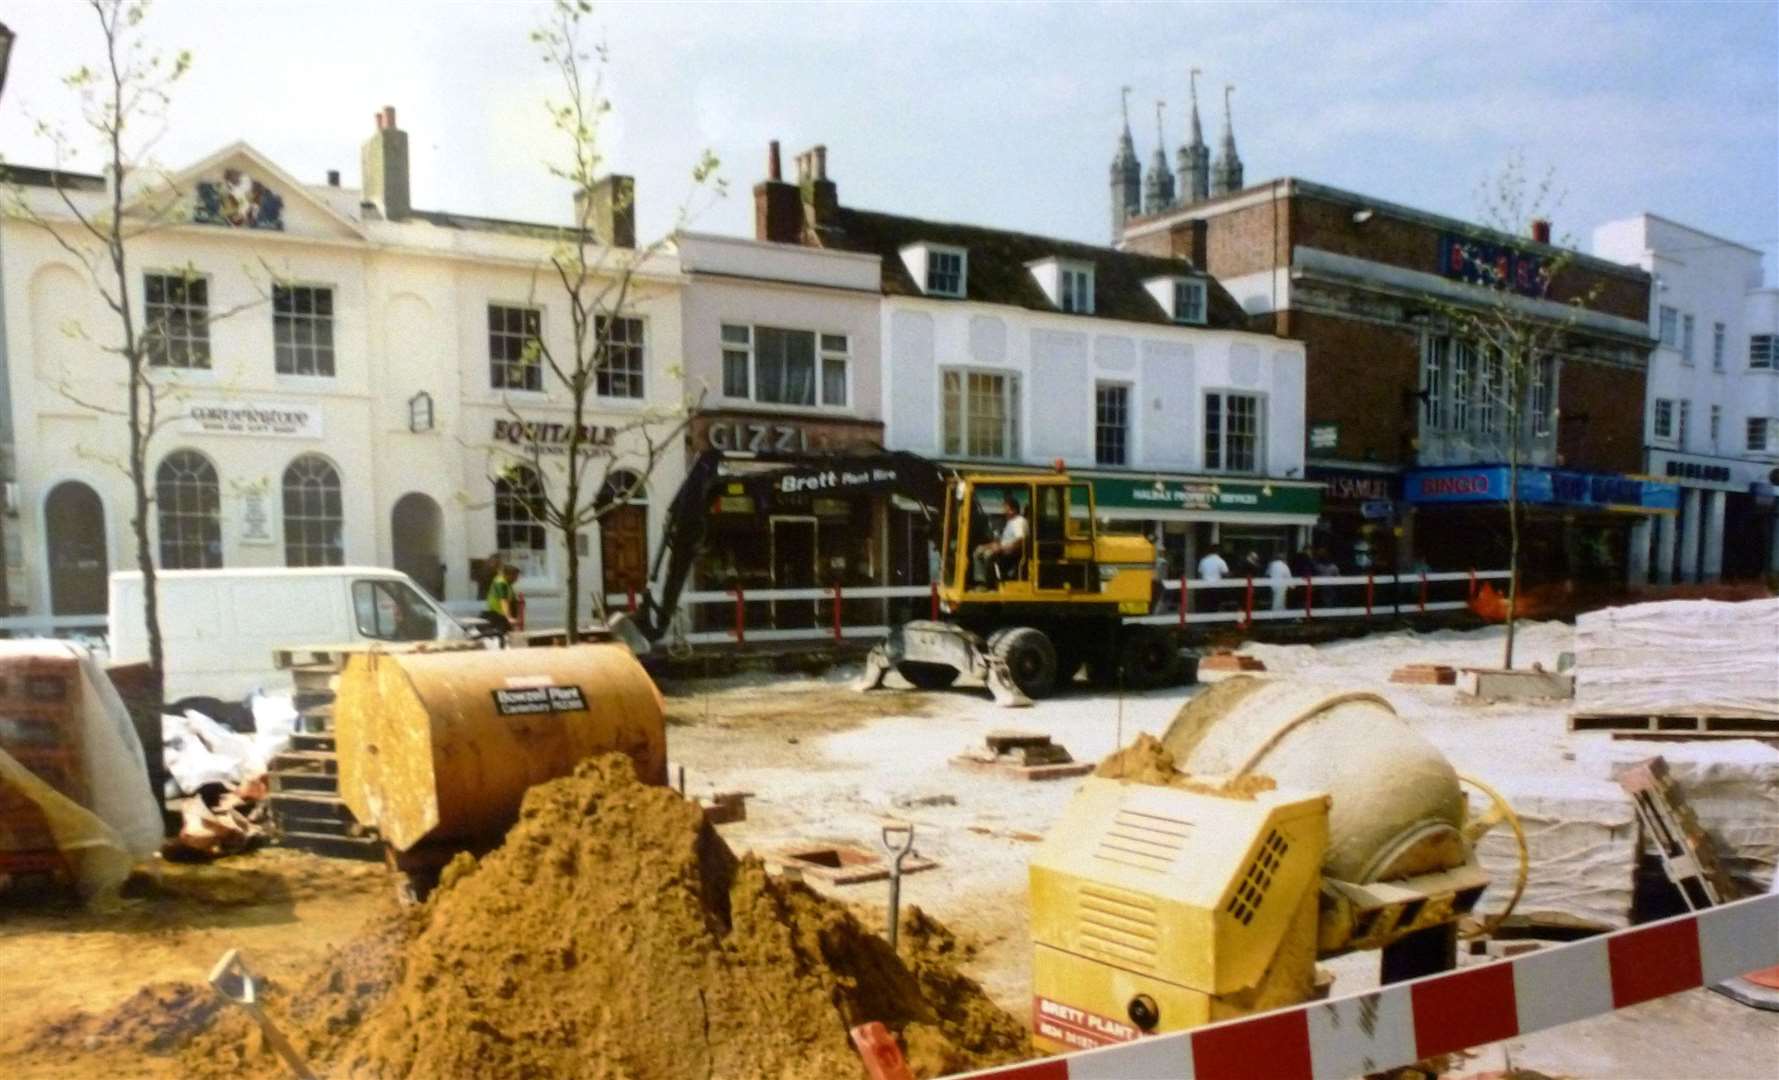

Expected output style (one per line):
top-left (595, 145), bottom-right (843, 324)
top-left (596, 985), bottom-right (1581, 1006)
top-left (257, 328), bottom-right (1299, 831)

top-left (899, 242), bottom-right (968, 298)
top-left (1145, 275), bottom-right (1207, 325)
top-left (1026, 257), bottom-right (1094, 315)
top-left (1060, 265), bottom-right (1094, 314)
top-left (1173, 279), bottom-right (1206, 324)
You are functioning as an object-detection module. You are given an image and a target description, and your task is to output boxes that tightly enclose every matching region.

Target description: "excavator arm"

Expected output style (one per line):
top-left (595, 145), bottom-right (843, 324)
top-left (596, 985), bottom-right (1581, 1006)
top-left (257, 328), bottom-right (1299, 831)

top-left (621, 447), bottom-right (949, 645)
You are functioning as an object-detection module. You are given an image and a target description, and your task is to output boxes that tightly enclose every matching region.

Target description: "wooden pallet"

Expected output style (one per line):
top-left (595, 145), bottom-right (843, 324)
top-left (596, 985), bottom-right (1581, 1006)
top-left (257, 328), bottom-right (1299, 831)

top-left (265, 653), bottom-right (384, 861)
top-left (1616, 756), bottom-right (1738, 909)
top-left (1571, 712), bottom-right (1779, 738)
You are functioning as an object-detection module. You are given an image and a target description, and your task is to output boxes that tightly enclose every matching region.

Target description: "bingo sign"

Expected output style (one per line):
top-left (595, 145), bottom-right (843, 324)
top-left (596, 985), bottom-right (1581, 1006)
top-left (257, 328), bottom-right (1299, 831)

top-left (1407, 467), bottom-right (1679, 512)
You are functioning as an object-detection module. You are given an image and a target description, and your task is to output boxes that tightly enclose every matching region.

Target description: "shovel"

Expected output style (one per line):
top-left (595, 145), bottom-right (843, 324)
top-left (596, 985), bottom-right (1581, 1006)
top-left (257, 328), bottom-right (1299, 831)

top-left (207, 949), bottom-right (318, 1080)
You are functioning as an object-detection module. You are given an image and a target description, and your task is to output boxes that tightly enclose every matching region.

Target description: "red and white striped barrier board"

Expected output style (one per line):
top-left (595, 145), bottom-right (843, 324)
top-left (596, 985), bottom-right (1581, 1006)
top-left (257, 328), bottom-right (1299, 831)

top-left (947, 891), bottom-right (1779, 1080)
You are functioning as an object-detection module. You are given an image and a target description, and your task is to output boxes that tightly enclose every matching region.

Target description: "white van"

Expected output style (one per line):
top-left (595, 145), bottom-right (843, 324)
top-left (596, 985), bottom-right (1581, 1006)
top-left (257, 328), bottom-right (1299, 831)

top-left (109, 567), bottom-right (471, 701)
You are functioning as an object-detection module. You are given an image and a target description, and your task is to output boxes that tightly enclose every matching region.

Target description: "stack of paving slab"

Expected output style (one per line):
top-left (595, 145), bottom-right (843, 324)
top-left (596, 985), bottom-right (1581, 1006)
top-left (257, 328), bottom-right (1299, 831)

top-left (1572, 597), bottom-right (1779, 720)
top-left (1468, 773), bottom-right (1640, 930)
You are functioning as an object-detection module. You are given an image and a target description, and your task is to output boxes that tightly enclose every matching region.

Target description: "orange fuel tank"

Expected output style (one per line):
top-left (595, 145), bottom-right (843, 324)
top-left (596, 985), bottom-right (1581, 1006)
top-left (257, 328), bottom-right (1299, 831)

top-left (334, 644), bottom-right (666, 853)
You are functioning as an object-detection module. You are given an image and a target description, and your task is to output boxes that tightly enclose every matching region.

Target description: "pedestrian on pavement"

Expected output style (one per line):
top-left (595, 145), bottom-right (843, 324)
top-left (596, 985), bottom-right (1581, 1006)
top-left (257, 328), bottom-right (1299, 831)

top-left (1266, 552), bottom-right (1292, 612)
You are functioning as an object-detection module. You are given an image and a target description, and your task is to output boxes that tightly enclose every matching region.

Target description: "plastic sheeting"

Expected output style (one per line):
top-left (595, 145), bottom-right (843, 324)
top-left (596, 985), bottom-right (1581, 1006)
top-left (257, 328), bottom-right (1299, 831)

top-left (1469, 774), bottom-right (1639, 930)
top-left (1574, 598), bottom-right (1779, 717)
top-left (0, 641), bottom-right (162, 899)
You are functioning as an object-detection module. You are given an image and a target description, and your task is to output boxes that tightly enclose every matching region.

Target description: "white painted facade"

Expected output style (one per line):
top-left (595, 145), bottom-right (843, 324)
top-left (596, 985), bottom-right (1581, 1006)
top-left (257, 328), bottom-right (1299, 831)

top-left (2, 141), bottom-right (685, 629)
top-left (881, 296), bottom-right (1308, 491)
top-left (1592, 213), bottom-right (1779, 580)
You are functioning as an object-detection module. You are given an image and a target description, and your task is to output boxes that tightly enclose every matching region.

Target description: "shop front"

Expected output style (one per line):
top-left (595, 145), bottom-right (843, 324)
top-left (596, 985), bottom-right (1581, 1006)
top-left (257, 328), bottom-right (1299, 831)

top-left (1086, 473), bottom-right (1323, 589)
top-left (1404, 465), bottom-right (1680, 586)
top-left (1307, 466), bottom-right (1402, 576)
top-left (685, 411), bottom-right (892, 631)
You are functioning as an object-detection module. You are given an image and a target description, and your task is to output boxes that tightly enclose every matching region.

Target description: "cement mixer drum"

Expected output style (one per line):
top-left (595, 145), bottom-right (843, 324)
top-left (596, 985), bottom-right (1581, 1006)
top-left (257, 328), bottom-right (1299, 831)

top-left (1161, 678), bottom-right (1465, 884)
top-left (335, 644), bottom-right (667, 853)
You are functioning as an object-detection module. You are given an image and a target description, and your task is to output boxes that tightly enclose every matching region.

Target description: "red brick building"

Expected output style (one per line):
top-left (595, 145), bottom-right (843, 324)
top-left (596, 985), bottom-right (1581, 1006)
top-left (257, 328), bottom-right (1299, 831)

top-left (1118, 178), bottom-right (1672, 587)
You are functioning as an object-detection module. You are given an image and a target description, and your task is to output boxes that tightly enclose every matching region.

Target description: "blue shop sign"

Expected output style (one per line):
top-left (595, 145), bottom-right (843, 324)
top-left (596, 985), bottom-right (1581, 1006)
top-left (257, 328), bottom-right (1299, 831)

top-left (1406, 466), bottom-right (1678, 513)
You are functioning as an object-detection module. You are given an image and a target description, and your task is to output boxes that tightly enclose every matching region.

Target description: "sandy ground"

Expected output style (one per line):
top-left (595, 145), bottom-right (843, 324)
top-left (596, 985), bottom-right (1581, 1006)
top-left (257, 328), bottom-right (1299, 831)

top-left (0, 849), bottom-right (394, 1043)
top-left (664, 621), bottom-right (1779, 1079)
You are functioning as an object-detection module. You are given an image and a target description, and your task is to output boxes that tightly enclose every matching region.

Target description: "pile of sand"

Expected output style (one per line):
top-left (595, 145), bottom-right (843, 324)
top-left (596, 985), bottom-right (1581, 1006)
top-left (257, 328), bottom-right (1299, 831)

top-left (8, 754), bottom-right (1028, 1080)
top-left (1095, 732), bottom-right (1277, 800)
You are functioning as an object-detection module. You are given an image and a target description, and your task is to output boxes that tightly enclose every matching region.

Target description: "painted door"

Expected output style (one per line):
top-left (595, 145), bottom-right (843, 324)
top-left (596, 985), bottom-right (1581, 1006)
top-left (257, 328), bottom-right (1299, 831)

top-left (770, 516), bottom-right (817, 628)
top-left (391, 492), bottom-right (446, 599)
top-left (600, 505), bottom-right (648, 604)
top-left (45, 481), bottom-right (107, 615)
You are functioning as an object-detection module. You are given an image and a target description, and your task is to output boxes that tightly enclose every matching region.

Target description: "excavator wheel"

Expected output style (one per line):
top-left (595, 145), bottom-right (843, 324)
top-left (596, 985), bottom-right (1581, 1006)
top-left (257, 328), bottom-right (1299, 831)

top-left (990, 627), bottom-right (1058, 700)
top-left (1121, 628), bottom-right (1182, 690)
top-left (897, 661), bottom-right (959, 690)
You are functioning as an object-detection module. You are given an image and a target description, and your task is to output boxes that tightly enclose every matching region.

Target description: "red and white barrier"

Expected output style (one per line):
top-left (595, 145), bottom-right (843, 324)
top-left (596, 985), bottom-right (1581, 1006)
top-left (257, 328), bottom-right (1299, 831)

top-left (946, 891), bottom-right (1779, 1080)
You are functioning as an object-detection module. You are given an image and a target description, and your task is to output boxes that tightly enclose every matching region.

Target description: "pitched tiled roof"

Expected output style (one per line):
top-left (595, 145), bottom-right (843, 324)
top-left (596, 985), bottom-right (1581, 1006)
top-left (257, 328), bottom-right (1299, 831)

top-left (408, 207), bottom-right (580, 241)
top-left (815, 206), bottom-right (1251, 329)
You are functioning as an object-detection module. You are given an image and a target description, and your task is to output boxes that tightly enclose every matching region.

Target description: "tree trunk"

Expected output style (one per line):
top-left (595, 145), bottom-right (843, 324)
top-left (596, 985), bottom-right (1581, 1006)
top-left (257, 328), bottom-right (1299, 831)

top-left (564, 533), bottom-right (580, 646)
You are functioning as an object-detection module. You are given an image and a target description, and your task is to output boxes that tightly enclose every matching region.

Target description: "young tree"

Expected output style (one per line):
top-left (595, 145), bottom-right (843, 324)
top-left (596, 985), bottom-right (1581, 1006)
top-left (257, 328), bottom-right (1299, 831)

top-left (3, 0), bottom-right (203, 700)
top-left (488, 0), bottom-right (723, 642)
top-left (1429, 156), bottom-right (1602, 668)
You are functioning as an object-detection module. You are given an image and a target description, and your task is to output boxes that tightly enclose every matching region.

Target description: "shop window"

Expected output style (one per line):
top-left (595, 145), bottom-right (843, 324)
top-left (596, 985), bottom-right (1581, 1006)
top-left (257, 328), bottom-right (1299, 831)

top-left (155, 449), bottom-right (222, 569)
top-left (489, 304), bottom-right (543, 392)
top-left (282, 455), bottom-right (344, 567)
top-left (1204, 392), bottom-right (1262, 474)
top-left (144, 272), bottom-right (211, 369)
top-left (596, 315), bottom-right (645, 399)
top-left (273, 284), bottom-right (335, 377)
top-left (942, 368), bottom-right (1020, 460)
top-left (494, 465), bottom-right (548, 579)
top-left (1752, 334), bottom-right (1776, 370)
top-left (1095, 383), bottom-right (1128, 466)
top-left (1653, 398), bottom-right (1674, 440)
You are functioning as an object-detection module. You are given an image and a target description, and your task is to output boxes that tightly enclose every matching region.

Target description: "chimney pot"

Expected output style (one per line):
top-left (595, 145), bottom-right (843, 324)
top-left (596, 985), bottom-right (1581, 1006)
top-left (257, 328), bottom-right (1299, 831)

top-left (1531, 218), bottom-right (1552, 245)
top-left (768, 140), bottom-right (782, 182)
top-left (326, 169), bottom-right (341, 187)
top-left (813, 145), bottom-right (827, 181)
top-left (382, 105), bottom-right (397, 129)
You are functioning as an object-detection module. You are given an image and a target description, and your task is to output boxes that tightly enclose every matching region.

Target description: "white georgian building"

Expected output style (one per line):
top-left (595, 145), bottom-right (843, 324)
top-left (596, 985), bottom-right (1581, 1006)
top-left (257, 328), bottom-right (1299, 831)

top-left (1593, 213), bottom-right (1779, 580)
top-left (0, 108), bottom-right (684, 630)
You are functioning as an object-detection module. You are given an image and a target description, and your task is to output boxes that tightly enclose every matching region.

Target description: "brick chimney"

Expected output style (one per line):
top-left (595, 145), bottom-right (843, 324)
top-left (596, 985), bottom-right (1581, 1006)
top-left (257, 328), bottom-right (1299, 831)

top-left (797, 144), bottom-right (840, 235)
top-left (576, 174), bottom-right (636, 248)
top-left (754, 140), bottom-right (803, 244)
top-left (361, 105), bottom-right (410, 220)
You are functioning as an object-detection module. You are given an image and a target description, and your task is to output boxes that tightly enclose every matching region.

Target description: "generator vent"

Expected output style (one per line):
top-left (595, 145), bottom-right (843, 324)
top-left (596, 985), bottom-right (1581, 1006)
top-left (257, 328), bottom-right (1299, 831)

top-left (1075, 881), bottom-right (1159, 969)
top-left (1092, 807), bottom-right (1193, 873)
top-left (1225, 828), bottom-right (1288, 926)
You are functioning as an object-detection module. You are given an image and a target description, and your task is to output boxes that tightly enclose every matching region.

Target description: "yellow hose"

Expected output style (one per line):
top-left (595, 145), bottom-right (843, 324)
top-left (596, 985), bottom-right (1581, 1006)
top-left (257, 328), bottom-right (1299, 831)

top-left (1457, 772), bottom-right (1529, 939)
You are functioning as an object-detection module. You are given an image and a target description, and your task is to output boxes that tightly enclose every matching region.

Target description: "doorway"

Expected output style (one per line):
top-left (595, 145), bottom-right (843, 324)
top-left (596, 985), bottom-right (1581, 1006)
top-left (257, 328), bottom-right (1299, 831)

top-left (391, 492), bottom-right (445, 599)
top-left (45, 481), bottom-right (107, 615)
top-left (770, 515), bottom-right (818, 628)
top-left (600, 504), bottom-right (648, 604)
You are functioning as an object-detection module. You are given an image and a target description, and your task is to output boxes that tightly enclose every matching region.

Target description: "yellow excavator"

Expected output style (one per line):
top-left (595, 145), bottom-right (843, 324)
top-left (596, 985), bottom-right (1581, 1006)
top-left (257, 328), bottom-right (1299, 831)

top-left (610, 450), bottom-right (1185, 703)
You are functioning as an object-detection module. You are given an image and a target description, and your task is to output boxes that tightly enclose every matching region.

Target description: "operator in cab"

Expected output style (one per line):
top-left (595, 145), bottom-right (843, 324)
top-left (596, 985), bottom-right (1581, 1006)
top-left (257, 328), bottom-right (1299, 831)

top-left (972, 491), bottom-right (1028, 588)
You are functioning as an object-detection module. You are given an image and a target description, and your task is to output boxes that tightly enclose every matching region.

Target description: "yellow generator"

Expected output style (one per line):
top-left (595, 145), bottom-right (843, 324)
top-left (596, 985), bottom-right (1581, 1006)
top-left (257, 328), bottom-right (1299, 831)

top-left (1029, 679), bottom-right (1500, 1052)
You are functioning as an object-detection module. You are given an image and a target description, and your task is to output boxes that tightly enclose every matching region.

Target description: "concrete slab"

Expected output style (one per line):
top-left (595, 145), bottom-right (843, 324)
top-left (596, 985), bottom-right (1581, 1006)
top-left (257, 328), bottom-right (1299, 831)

top-left (1458, 667), bottom-right (1575, 702)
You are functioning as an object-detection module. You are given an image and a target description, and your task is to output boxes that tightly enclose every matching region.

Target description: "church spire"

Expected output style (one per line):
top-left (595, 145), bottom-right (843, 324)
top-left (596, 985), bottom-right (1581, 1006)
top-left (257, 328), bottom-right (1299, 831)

top-left (1210, 82), bottom-right (1244, 197)
top-left (1144, 98), bottom-right (1175, 214)
top-left (1177, 66), bottom-right (1210, 204)
top-left (1109, 85), bottom-right (1142, 241)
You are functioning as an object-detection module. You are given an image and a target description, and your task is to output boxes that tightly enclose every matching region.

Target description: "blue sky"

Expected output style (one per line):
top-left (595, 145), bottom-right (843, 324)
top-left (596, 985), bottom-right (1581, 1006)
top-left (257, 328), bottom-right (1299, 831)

top-left (4, 1), bottom-right (1774, 278)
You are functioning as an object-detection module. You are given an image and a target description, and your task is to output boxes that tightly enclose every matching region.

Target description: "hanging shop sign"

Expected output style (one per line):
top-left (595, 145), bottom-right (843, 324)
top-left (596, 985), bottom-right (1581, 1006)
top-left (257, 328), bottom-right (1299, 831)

top-left (1308, 423), bottom-right (1340, 451)
top-left (490, 418), bottom-right (618, 454)
top-left (1404, 466), bottom-right (1680, 513)
top-left (181, 400), bottom-right (323, 439)
top-left (1090, 476), bottom-right (1321, 518)
top-left (689, 411), bottom-right (884, 456)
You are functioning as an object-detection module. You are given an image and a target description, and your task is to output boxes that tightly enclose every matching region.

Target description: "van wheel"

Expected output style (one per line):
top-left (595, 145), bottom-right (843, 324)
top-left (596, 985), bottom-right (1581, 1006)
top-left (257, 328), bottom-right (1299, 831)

top-left (992, 627), bottom-right (1057, 700)
top-left (897, 661), bottom-right (958, 690)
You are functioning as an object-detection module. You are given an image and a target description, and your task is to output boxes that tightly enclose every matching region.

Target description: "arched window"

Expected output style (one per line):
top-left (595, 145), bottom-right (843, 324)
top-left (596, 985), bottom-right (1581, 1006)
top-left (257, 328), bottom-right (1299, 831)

top-left (156, 450), bottom-right (222, 569)
top-left (283, 455), bottom-right (344, 566)
top-left (494, 465), bottom-right (548, 579)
